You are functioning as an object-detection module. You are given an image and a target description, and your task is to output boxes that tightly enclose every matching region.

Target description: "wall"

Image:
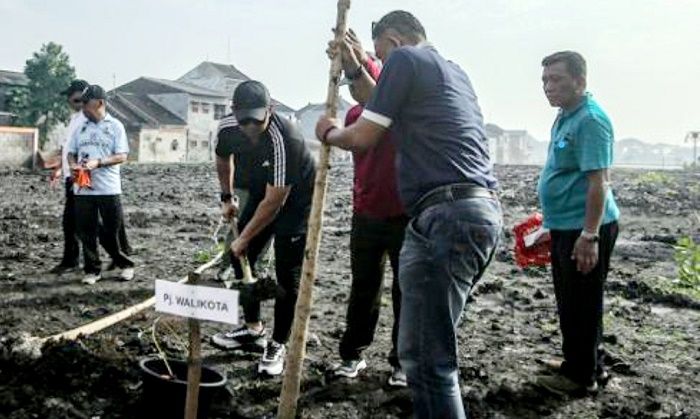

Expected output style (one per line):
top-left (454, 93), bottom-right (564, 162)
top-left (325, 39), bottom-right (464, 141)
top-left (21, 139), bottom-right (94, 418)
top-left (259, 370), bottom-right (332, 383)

top-left (186, 95), bottom-right (229, 162)
top-left (138, 127), bottom-right (188, 163)
top-left (0, 126), bottom-right (38, 167)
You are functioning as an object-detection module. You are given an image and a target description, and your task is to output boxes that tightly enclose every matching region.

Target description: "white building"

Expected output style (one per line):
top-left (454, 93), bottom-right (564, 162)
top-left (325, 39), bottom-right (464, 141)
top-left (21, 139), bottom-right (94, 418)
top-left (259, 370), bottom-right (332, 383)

top-left (107, 62), bottom-right (295, 163)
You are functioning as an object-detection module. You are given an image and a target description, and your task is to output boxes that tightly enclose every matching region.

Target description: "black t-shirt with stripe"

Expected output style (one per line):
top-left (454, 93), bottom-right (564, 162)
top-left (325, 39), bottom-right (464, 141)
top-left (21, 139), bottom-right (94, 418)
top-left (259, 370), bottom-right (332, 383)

top-left (215, 112), bottom-right (316, 236)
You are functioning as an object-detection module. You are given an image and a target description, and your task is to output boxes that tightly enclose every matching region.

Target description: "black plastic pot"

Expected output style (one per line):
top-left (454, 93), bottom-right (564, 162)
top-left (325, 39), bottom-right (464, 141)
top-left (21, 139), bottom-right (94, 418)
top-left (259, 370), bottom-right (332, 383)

top-left (139, 357), bottom-right (227, 419)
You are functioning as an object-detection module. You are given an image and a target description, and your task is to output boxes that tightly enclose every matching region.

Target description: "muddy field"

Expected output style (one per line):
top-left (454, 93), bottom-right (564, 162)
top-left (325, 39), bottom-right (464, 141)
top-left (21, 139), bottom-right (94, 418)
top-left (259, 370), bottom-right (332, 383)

top-left (1, 161), bottom-right (698, 419)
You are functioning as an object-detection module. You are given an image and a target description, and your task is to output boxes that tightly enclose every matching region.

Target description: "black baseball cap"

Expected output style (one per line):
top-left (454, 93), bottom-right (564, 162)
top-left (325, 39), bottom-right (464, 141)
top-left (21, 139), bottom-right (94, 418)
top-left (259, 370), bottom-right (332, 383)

top-left (233, 80), bottom-right (271, 122)
top-left (81, 84), bottom-right (107, 102)
top-left (61, 79), bottom-right (89, 96)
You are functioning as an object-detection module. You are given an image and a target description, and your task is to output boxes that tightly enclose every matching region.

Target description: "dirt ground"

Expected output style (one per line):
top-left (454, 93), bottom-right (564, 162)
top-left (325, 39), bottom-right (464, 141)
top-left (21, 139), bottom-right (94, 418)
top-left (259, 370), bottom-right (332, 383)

top-left (1, 162), bottom-right (698, 419)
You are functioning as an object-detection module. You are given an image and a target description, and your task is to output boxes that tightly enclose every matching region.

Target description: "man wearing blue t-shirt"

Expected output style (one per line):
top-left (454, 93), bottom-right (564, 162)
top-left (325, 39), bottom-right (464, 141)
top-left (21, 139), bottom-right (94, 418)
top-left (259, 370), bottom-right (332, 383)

top-left (536, 51), bottom-right (620, 395)
top-left (67, 85), bottom-right (134, 285)
top-left (317, 11), bottom-right (502, 419)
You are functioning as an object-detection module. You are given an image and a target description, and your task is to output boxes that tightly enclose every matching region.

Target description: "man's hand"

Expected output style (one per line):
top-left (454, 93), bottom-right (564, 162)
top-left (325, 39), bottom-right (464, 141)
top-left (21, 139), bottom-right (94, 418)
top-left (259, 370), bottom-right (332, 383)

top-left (231, 236), bottom-right (249, 259)
top-left (571, 236), bottom-right (599, 274)
top-left (221, 200), bottom-right (239, 221)
top-left (326, 30), bottom-right (362, 75)
top-left (49, 168), bottom-right (62, 189)
top-left (316, 116), bottom-right (342, 143)
top-left (345, 29), bottom-right (368, 65)
top-left (84, 159), bottom-right (100, 170)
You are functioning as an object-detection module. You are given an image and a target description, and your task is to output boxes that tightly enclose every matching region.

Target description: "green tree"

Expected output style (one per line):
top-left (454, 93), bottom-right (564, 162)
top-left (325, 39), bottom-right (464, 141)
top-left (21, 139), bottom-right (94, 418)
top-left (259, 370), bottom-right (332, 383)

top-left (7, 42), bottom-right (76, 148)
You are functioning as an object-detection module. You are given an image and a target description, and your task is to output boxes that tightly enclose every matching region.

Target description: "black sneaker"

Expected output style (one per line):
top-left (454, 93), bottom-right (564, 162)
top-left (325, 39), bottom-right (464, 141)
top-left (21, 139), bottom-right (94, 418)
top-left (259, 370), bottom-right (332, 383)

top-left (49, 263), bottom-right (78, 274)
top-left (536, 374), bottom-right (598, 396)
top-left (211, 326), bottom-right (266, 351)
top-left (333, 359), bottom-right (367, 378)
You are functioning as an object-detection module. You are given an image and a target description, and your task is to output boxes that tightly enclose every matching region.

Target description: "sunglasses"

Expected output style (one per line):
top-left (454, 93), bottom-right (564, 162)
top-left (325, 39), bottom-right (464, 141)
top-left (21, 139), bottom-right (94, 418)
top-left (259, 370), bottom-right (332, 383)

top-left (239, 118), bottom-right (265, 126)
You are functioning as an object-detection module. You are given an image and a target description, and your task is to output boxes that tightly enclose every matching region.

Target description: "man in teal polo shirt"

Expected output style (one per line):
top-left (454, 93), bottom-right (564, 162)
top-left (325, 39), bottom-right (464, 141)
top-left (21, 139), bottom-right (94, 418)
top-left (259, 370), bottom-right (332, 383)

top-left (537, 51), bottom-right (620, 395)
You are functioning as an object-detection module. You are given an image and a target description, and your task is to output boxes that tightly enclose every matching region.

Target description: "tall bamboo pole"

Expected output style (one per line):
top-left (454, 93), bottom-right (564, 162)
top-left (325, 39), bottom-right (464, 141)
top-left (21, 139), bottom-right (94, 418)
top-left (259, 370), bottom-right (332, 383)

top-left (277, 1), bottom-right (351, 417)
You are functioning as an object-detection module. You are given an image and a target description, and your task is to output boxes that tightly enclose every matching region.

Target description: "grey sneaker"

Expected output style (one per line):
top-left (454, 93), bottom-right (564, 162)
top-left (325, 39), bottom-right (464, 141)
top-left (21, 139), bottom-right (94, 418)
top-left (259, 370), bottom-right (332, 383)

top-left (387, 366), bottom-right (408, 387)
top-left (258, 340), bottom-right (286, 376)
top-left (536, 374), bottom-right (598, 396)
top-left (333, 359), bottom-right (367, 378)
top-left (81, 273), bottom-right (102, 285)
top-left (119, 267), bottom-right (135, 281)
top-left (211, 326), bottom-right (266, 351)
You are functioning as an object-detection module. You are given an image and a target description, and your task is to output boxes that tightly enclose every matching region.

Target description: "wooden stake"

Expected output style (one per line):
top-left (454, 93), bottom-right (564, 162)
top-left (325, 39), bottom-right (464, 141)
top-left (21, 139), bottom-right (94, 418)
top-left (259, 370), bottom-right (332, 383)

top-left (184, 272), bottom-right (202, 419)
top-left (277, 1), bottom-right (351, 417)
top-left (40, 252), bottom-right (223, 343)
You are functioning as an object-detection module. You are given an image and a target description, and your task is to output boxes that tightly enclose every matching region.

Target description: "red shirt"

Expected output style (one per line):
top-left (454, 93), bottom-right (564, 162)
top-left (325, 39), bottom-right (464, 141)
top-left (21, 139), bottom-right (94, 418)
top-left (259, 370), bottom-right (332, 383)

top-left (346, 105), bottom-right (404, 219)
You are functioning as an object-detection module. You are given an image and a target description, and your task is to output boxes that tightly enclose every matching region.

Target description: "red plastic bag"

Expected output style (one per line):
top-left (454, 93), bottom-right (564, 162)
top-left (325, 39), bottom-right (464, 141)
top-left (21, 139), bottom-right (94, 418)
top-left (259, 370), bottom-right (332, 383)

top-left (73, 168), bottom-right (92, 190)
top-left (513, 213), bottom-right (551, 268)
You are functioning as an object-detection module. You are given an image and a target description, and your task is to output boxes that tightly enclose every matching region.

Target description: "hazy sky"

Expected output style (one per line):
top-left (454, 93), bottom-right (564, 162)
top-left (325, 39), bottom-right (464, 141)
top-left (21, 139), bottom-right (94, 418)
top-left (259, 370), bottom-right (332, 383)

top-left (1, 0), bottom-right (698, 145)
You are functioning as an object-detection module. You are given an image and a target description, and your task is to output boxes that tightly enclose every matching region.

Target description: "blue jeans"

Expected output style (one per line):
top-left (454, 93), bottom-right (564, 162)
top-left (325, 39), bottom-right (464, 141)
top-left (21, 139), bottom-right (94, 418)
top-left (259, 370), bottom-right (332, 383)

top-left (398, 197), bottom-right (502, 419)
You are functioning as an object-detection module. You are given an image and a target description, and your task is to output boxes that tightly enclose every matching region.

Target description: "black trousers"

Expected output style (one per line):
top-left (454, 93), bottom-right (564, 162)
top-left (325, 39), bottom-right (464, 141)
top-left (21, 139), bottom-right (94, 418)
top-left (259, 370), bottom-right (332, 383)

top-left (236, 224), bottom-right (306, 344)
top-left (60, 178), bottom-right (81, 266)
top-left (75, 195), bottom-right (134, 274)
top-left (60, 179), bottom-right (132, 266)
top-left (551, 221), bottom-right (619, 384)
top-left (339, 213), bottom-right (407, 368)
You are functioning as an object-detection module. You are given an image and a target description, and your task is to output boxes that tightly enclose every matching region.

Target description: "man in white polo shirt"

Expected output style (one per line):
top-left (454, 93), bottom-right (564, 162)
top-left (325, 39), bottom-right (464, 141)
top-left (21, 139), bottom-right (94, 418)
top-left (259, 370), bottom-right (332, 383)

top-left (67, 84), bottom-right (134, 285)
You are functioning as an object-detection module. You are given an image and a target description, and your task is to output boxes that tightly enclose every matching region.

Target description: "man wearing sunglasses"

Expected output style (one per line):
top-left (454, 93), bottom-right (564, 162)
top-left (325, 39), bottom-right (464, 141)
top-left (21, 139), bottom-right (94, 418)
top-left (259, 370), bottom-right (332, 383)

top-left (67, 85), bottom-right (135, 285)
top-left (49, 80), bottom-right (90, 274)
top-left (316, 10), bottom-right (501, 419)
top-left (212, 80), bottom-right (316, 377)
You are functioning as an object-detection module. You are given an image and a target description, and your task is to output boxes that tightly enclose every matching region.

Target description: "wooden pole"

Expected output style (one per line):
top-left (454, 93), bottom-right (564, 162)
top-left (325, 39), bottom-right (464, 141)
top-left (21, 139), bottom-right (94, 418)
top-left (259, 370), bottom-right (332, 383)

top-left (184, 272), bottom-right (202, 419)
top-left (40, 252), bottom-right (223, 343)
top-left (277, 1), bottom-right (351, 417)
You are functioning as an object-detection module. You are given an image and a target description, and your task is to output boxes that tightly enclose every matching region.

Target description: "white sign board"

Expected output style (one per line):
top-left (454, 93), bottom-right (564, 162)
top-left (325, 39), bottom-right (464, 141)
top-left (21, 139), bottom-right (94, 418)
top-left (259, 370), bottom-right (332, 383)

top-left (155, 280), bottom-right (239, 325)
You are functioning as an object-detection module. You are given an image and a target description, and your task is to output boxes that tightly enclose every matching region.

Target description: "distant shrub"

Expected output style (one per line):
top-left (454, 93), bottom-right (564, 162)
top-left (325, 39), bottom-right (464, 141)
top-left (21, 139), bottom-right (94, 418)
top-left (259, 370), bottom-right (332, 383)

top-left (635, 171), bottom-right (674, 186)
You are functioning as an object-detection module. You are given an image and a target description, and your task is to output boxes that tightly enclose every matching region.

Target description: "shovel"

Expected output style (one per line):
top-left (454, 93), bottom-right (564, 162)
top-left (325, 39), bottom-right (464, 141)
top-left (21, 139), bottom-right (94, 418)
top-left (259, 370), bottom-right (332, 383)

top-left (226, 218), bottom-right (278, 302)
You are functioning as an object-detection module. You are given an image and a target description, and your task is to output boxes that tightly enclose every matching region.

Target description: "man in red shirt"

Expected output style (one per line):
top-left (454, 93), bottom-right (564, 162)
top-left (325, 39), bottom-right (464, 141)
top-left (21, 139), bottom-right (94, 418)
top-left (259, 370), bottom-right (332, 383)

top-left (331, 33), bottom-right (408, 387)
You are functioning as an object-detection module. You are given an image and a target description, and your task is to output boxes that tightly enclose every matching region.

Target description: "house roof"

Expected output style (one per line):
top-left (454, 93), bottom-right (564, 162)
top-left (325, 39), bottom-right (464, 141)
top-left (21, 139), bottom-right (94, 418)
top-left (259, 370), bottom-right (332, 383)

top-left (178, 61), bottom-right (296, 113)
top-left (117, 77), bottom-right (228, 98)
top-left (107, 91), bottom-right (186, 128)
top-left (296, 98), bottom-right (353, 117)
top-left (0, 70), bottom-right (29, 86)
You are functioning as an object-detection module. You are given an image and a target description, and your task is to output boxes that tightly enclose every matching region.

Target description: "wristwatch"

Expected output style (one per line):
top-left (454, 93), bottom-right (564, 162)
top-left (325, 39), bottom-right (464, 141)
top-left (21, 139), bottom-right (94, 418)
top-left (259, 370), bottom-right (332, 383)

top-left (580, 230), bottom-right (599, 243)
top-left (220, 192), bottom-right (232, 203)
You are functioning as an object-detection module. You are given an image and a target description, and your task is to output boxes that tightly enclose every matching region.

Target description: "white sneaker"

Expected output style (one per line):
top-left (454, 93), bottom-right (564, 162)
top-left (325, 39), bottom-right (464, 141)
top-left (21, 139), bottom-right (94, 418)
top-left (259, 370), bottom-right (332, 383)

top-left (120, 267), bottom-right (135, 281)
top-left (211, 326), bottom-right (267, 351)
top-left (333, 359), bottom-right (368, 378)
top-left (258, 340), bottom-right (286, 376)
top-left (82, 273), bottom-right (102, 285)
top-left (387, 366), bottom-right (408, 387)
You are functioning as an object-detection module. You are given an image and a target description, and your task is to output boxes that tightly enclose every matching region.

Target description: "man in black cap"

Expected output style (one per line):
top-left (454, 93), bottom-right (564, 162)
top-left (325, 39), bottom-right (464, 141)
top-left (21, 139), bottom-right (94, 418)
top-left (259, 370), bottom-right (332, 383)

top-left (50, 80), bottom-right (132, 274)
top-left (211, 80), bottom-right (316, 376)
top-left (67, 85), bottom-right (135, 285)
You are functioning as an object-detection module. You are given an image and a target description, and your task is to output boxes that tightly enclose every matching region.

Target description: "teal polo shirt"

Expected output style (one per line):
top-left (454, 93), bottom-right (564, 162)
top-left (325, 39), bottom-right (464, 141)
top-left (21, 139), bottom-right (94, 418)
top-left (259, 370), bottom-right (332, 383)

top-left (537, 93), bottom-right (620, 230)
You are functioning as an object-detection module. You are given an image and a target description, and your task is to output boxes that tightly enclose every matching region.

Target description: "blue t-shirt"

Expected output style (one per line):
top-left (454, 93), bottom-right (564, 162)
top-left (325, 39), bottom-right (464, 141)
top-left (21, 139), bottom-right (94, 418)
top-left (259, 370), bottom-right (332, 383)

top-left (537, 93), bottom-right (620, 230)
top-left (362, 43), bottom-right (497, 214)
top-left (68, 113), bottom-right (129, 195)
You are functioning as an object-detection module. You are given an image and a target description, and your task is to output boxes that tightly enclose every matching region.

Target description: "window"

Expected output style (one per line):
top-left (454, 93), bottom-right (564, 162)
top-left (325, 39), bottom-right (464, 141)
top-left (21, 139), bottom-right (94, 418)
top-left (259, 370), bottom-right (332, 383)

top-left (201, 103), bottom-right (210, 114)
top-left (171, 139), bottom-right (179, 151)
top-left (156, 137), bottom-right (163, 142)
top-left (214, 104), bottom-right (226, 120)
top-left (191, 102), bottom-right (199, 113)
top-left (200, 141), bottom-right (208, 148)
top-left (190, 140), bottom-right (197, 148)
